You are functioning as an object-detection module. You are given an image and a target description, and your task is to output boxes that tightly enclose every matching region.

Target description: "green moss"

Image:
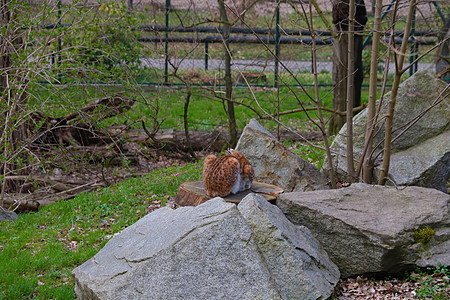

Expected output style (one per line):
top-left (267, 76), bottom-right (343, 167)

top-left (414, 226), bottom-right (435, 244)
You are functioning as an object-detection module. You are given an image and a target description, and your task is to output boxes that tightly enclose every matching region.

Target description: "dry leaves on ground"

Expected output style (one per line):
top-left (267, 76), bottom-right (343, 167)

top-left (334, 275), bottom-right (450, 299)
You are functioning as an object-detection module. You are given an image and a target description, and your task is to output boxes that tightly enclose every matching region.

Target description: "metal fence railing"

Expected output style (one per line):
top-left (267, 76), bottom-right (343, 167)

top-left (45, 0), bottom-right (446, 87)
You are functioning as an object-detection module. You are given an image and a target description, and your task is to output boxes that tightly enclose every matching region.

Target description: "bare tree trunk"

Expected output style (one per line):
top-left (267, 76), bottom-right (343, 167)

top-left (345, 0), bottom-right (356, 178)
top-left (218, 0), bottom-right (238, 148)
top-left (309, 3), bottom-right (337, 188)
top-left (360, 0), bottom-right (382, 183)
top-left (330, 34), bottom-right (348, 135)
top-left (330, 0), bottom-right (367, 136)
top-left (183, 85), bottom-right (198, 161)
top-left (378, 0), bottom-right (416, 185)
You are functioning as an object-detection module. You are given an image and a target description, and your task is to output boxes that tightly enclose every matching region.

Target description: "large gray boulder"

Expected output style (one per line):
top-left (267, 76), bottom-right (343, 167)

top-left (324, 71), bottom-right (449, 192)
top-left (374, 130), bottom-right (449, 191)
top-left (73, 196), bottom-right (339, 299)
top-left (236, 119), bottom-right (329, 192)
top-left (73, 198), bottom-right (281, 299)
top-left (277, 184), bottom-right (450, 278)
top-left (238, 194), bottom-right (340, 299)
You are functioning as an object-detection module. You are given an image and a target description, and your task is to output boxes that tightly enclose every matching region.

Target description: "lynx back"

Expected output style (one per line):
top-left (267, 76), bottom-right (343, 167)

top-left (203, 150), bottom-right (254, 197)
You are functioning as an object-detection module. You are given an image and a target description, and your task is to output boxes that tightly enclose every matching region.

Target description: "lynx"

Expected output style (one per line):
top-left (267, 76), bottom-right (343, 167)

top-left (203, 149), bottom-right (255, 197)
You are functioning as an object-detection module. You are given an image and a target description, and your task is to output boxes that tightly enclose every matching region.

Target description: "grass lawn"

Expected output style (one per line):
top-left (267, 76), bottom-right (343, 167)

top-left (33, 67), bottom-right (388, 133)
top-left (0, 163), bottom-right (203, 299)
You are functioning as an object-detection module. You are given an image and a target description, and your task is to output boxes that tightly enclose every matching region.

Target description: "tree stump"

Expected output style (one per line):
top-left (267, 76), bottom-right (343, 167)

top-left (175, 181), bottom-right (284, 207)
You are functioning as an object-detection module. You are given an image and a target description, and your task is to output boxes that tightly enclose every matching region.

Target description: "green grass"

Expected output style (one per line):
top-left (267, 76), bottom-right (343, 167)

top-left (31, 71), bottom-right (388, 138)
top-left (284, 140), bottom-right (328, 169)
top-left (34, 61), bottom-right (390, 128)
top-left (0, 163), bottom-right (203, 300)
top-left (31, 79), bottom-right (338, 132)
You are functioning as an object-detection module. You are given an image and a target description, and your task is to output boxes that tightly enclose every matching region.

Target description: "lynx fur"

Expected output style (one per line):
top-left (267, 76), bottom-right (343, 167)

top-left (203, 149), bottom-right (255, 197)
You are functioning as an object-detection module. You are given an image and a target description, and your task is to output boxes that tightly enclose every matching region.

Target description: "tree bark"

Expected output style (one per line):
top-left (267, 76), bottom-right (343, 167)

top-left (378, 0), bottom-right (416, 185)
top-left (345, 0), bottom-right (356, 178)
top-left (360, 0), bottom-right (382, 183)
top-left (218, 0), bottom-right (238, 148)
top-left (183, 86), bottom-right (198, 160)
top-left (309, 1), bottom-right (337, 188)
top-left (330, 33), bottom-right (348, 135)
top-left (330, 0), bottom-right (367, 136)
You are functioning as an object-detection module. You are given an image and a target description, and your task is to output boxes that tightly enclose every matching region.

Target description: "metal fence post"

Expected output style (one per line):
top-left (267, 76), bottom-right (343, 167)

top-left (164, 0), bottom-right (170, 84)
top-left (432, 1), bottom-right (446, 23)
top-left (414, 41), bottom-right (419, 73)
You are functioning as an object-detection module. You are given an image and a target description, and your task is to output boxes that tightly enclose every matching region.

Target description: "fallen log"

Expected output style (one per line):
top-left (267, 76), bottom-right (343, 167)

top-left (127, 128), bottom-right (322, 152)
top-left (3, 175), bottom-right (69, 192)
top-left (0, 180), bottom-right (104, 211)
top-left (128, 128), bottom-right (232, 152)
top-left (1, 195), bottom-right (43, 211)
top-left (175, 180), bottom-right (284, 207)
top-left (30, 95), bottom-right (135, 147)
top-left (56, 95), bottom-right (135, 123)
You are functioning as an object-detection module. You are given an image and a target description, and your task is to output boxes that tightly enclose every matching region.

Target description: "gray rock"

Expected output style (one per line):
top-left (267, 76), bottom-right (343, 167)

top-left (238, 193), bottom-right (340, 299)
top-left (373, 130), bottom-right (450, 191)
top-left (0, 208), bottom-right (18, 222)
top-left (324, 71), bottom-right (449, 191)
top-left (277, 184), bottom-right (450, 278)
top-left (236, 119), bottom-right (329, 192)
top-left (72, 198), bottom-right (282, 300)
